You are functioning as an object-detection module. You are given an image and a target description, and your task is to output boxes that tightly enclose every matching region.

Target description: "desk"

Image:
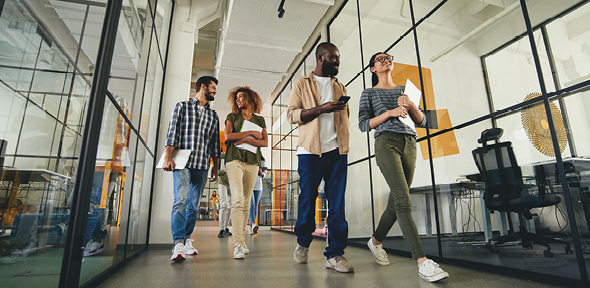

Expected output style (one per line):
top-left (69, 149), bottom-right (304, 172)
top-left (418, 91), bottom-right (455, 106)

top-left (530, 158), bottom-right (590, 234)
top-left (530, 158), bottom-right (590, 183)
top-left (410, 182), bottom-right (511, 242)
top-left (0, 168), bottom-right (70, 248)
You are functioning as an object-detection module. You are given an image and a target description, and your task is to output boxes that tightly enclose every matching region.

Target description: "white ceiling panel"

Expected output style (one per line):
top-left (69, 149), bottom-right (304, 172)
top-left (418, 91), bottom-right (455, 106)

top-left (218, 41), bottom-right (298, 73)
top-left (224, 0), bottom-right (329, 49)
top-left (216, 68), bottom-right (285, 100)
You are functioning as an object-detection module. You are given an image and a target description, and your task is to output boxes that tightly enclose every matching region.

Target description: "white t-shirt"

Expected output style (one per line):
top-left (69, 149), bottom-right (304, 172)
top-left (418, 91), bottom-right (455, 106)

top-left (297, 75), bottom-right (339, 155)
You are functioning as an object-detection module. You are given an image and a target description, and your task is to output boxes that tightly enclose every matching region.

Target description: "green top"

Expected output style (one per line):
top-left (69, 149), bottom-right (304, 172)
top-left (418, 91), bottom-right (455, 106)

top-left (225, 113), bottom-right (266, 166)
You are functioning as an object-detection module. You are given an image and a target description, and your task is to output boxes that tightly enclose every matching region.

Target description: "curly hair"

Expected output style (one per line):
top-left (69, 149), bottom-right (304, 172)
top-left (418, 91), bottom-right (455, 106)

top-left (227, 86), bottom-right (263, 114)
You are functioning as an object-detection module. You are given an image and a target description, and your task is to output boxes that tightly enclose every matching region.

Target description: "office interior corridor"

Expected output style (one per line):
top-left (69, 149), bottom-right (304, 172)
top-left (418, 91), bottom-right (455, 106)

top-left (98, 221), bottom-right (562, 288)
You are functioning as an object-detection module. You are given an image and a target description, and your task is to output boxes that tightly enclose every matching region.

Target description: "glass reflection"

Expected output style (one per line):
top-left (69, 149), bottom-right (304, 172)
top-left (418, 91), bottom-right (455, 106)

top-left (0, 0), bottom-right (101, 286)
top-left (79, 99), bottom-right (133, 284)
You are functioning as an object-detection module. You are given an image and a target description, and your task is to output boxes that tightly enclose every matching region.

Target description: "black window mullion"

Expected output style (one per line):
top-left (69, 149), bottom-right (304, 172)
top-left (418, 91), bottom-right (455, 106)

top-left (59, 0), bottom-right (124, 286)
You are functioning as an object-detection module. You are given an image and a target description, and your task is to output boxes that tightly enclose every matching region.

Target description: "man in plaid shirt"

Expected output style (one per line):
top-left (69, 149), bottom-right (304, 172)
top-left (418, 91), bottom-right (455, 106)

top-left (163, 76), bottom-right (221, 262)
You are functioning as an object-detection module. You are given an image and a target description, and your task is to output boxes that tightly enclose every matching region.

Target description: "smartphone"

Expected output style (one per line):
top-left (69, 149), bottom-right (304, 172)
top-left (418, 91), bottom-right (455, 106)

top-left (338, 96), bottom-right (351, 103)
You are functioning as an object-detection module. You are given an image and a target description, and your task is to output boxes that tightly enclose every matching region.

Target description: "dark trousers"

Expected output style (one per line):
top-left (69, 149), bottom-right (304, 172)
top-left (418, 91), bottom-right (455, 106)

top-left (295, 149), bottom-right (348, 259)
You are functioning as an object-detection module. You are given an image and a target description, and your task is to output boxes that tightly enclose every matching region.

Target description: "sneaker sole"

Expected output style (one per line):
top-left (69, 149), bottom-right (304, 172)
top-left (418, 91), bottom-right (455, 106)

top-left (234, 254), bottom-right (245, 259)
top-left (186, 250), bottom-right (198, 255)
top-left (252, 226), bottom-right (259, 234)
top-left (420, 272), bottom-right (449, 282)
top-left (84, 247), bottom-right (105, 257)
top-left (171, 254), bottom-right (186, 262)
top-left (367, 241), bottom-right (390, 266)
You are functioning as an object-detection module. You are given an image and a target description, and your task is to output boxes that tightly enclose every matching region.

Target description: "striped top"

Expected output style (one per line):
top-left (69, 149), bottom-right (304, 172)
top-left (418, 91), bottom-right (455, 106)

top-left (358, 86), bottom-right (427, 138)
top-left (165, 98), bottom-right (221, 170)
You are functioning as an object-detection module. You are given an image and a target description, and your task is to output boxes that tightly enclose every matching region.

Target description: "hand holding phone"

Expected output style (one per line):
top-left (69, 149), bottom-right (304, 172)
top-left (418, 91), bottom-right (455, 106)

top-left (338, 96), bottom-right (350, 103)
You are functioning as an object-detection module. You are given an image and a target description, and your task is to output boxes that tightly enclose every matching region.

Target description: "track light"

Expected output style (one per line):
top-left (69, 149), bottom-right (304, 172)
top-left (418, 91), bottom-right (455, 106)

top-left (278, 0), bottom-right (285, 18)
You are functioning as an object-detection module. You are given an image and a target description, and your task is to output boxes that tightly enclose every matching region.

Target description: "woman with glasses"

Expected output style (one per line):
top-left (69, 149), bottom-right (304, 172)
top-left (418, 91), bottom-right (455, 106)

top-left (224, 86), bottom-right (267, 259)
top-left (358, 52), bottom-right (448, 282)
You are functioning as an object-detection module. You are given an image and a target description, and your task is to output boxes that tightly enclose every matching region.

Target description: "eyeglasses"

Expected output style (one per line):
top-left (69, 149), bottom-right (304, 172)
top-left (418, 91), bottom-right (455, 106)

top-left (375, 55), bottom-right (393, 63)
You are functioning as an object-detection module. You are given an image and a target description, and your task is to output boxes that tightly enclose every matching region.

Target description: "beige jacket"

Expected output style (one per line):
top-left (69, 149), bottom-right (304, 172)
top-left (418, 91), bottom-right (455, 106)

top-left (287, 72), bottom-right (350, 155)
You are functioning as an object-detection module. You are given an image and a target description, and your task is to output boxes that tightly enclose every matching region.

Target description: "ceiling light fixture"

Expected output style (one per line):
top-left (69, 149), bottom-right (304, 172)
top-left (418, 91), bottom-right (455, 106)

top-left (278, 0), bottom-right (286, 18)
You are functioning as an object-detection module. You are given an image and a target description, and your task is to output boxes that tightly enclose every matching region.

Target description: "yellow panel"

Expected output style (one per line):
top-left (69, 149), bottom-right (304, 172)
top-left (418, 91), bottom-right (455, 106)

top-left (416, 109), bottom-right (460, 159)
top-left (390, 62), bottom-right (459, 159)
top-left (390, 63), bottom-right (435, 110)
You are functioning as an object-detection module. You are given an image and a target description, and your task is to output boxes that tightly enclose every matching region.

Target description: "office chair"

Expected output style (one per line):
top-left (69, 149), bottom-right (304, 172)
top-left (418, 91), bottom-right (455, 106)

top-left (472, 128), bottom-right (572, 257)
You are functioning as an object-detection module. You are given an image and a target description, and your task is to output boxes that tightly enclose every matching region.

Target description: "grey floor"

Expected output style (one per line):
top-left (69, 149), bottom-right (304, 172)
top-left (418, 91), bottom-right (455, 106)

top-left (98, 222), bottom-right (565, 288)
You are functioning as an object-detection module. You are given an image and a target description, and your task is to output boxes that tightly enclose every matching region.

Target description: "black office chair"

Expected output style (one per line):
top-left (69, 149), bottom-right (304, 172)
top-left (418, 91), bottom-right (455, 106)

top-left (472, 128), bottom-right (572, 257)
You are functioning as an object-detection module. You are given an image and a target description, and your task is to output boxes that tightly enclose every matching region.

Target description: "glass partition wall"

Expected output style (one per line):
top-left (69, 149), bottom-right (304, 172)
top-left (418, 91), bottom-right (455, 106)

top-left (0, 0), bottom-right (173, 287)
top-left (271, 0), bottom-right (590, 285)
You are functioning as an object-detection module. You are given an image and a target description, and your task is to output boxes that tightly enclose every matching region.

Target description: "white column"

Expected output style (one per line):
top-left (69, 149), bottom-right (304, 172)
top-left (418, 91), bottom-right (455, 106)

top-left (149, 2), bottom-right (196, 244)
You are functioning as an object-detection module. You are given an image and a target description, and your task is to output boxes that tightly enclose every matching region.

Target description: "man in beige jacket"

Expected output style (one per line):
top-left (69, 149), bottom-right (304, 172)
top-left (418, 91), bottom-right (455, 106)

top-left (287, 42), bottom-right (353, 273)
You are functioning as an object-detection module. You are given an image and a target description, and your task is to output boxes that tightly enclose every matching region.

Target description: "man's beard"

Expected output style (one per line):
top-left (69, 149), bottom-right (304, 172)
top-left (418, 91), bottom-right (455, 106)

top-left (204, 88), bottom-right (215, 101)
top-left (321, 60), bottom-right (338, 76)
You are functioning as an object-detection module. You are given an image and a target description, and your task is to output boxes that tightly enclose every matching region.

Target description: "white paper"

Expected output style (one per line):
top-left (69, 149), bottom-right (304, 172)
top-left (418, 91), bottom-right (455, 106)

top-left (236, 120), bottom-right (262, 154)
top-left (156, 149), bottom-right (191, 169)
top-left (401, 79), bottom-right (422, 131)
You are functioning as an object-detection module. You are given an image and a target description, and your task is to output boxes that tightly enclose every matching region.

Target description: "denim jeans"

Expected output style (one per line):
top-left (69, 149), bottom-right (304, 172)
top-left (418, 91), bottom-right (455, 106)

top-left (295, 149), bottom-right (348, 259)
top-left (171, 168), bottom-right (208, 242)
top-left (249, 189), bottom-right (262, 224)
top-left (85, 171), bottom-right (104, 243)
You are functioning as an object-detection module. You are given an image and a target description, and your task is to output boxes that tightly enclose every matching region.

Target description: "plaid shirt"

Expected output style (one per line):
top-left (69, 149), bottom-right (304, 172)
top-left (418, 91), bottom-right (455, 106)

top-left (165, 98), bottom-right (221, 170)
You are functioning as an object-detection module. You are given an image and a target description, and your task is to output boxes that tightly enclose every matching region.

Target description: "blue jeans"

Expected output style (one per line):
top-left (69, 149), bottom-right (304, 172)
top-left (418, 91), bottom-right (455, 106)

top-left (295, 149), bottom-right (348, 259)
top-left (249, 189), bottom-right (262, 224)
top-left (171, 168), bottom-right (208, 242)
top-left (86, 171), bottom-right (104, 243)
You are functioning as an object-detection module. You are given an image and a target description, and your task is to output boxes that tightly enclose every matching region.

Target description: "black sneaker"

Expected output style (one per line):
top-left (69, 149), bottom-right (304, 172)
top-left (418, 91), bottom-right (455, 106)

top-left (218, 230), bottom-right (224, 238)
top-left (225, 228), bottom-right (232, 236)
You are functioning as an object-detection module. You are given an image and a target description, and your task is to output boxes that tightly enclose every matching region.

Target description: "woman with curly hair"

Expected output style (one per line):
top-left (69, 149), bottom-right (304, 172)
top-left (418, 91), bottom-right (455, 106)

top-left (224, 86), bottom-right (267, 259)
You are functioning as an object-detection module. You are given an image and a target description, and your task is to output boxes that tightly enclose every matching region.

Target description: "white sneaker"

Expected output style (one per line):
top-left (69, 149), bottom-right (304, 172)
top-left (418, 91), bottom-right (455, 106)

top-left (252, 225), bottom-right (259, 234)
top-left (185, 239), bottom-right (198, 255)
top-left (293, 244), bottom-right (308, 264)
top-left (325, 255), bottom-right (355, 273)
top-left (419, 259), bottom-right (449, 282)
top-left (247, 225), bottom-right (253, 235)
top-left (234, 245), bottom-right (245, 259)
top-left (367, 238), bottom-right (389, 266)
top-left (243, 243), bottom-right (249, 254)
top-left (171, 243), bottom-right (186, 262)
top-left (55, 222), bottom-right (67, 235)
top-left (22, 242), bottom-right (38, 257)
top-left (83, 240), bottom-right (104, 257)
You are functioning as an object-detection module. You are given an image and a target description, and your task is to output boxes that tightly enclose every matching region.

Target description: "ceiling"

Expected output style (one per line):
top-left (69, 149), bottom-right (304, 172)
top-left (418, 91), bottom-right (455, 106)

top-left (191, 0), bottom-right (337, 119)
